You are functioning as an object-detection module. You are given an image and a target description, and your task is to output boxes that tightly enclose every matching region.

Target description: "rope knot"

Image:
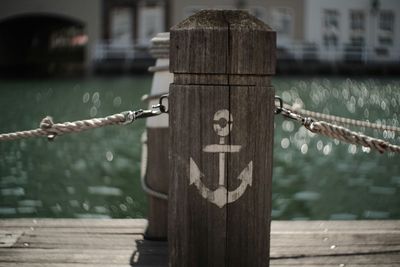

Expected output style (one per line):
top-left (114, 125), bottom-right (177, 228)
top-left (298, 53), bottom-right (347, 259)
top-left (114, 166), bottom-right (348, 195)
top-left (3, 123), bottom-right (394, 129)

top-left (121, 111), bottom-right (136, 125)
top-left (302, 117), bottom-right (316, 132)
top-left (40, 116), bottom-right (57, 141)
top-left (40, 116), bottom-right (54, 129)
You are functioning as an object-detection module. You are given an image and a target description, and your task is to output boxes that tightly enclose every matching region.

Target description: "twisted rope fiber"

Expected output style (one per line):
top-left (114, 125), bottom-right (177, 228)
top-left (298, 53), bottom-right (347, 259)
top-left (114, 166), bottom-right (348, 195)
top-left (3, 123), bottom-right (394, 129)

top-left (303, 119), bottom-right (400, 154)
top-left (284, 103), bottom-right (400, 133)
top-left (0, 112), bottom-right (133, 142)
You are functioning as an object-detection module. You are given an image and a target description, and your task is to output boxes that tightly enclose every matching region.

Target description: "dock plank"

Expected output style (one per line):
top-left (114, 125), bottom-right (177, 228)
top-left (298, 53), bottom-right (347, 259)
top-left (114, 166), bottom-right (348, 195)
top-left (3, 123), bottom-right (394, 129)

top-left (0, 219), bottom-right (399, 266)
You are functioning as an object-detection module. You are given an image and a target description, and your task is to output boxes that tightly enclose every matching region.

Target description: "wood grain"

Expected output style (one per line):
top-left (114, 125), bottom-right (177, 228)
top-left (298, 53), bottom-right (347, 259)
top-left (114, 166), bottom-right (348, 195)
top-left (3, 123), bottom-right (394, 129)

top-left (0, 219), bottom-right (399, 266)
top-left (169, 10), bottom-right (276, 75)
top-left (226, 86), bottom-right (274, 267)
top-left (169, 9), bottom-right (275, 267)
top-left (169, 85), bottom-right (229, 266)
top-left (145, 128), bottom-right (169, 240)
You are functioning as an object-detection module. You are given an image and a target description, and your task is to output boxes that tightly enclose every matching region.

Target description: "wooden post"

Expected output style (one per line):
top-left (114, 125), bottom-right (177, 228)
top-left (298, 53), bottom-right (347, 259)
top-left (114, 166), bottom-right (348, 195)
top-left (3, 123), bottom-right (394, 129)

top-left (169, 10), bottom-right (276, 266)
top-left (143, 32), bottom-right (172, 240)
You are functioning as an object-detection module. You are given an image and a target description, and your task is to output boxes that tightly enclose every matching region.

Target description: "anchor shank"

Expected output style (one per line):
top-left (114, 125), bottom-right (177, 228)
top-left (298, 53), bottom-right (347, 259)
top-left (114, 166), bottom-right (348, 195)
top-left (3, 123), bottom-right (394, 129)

top-left (219, 152), bottom-right (225, 186)
top-left (218, 136), bottom-right (226, 186)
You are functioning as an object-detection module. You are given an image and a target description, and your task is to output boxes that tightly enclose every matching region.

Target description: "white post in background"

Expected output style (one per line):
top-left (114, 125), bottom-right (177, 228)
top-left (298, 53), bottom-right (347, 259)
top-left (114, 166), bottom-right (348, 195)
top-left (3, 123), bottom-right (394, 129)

top-left (142, 32), bottom-right (172, 240)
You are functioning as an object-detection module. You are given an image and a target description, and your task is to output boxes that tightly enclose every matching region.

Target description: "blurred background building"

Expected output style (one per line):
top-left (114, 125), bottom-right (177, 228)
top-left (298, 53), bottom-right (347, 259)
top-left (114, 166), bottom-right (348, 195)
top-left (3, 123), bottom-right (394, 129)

top-left (0, 0), bottom-right (166, 76)
top-left (0, 0), bottom-right (399, 76)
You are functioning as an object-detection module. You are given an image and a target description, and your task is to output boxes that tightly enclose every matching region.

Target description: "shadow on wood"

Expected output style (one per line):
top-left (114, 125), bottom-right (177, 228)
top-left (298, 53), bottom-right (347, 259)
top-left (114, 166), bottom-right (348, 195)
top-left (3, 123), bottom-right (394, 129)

top-left (130, 239), bottom-right (168, 267)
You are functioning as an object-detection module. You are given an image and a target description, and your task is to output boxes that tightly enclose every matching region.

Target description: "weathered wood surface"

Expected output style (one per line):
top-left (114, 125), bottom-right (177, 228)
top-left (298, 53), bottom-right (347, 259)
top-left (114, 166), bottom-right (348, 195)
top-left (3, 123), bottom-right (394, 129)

top-left (0, 219), bottom-right (399, 266)
top-left (145, 129), bottom-right (169, 240)
top-left (169, 10), bottom-right (275, 267)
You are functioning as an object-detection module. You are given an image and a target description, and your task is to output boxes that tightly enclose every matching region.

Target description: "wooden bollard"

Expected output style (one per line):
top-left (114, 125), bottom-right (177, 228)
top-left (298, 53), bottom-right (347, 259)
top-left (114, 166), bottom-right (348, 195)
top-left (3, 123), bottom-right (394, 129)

top-left (169, 10), bottom-right (276, 266)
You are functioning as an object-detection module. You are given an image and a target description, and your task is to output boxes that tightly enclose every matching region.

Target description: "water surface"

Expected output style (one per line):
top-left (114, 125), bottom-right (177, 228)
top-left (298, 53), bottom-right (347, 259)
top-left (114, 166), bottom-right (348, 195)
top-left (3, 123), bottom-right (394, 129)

top-left (0, 76), bottom-right (399, 219)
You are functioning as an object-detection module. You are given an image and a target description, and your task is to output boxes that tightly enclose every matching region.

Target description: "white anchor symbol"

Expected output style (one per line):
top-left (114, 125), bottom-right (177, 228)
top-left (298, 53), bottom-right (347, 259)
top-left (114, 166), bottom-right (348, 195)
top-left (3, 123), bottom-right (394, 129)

top-left (189, 109), bottom-right (253, 208)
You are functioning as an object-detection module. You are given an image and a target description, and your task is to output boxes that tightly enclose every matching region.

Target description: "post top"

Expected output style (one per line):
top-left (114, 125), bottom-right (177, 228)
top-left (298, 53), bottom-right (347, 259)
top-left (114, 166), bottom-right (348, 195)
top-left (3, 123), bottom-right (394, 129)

top-left (170, 10), bottom-right (276, 76)
top-left (171, 10), bottom-right (272, 31)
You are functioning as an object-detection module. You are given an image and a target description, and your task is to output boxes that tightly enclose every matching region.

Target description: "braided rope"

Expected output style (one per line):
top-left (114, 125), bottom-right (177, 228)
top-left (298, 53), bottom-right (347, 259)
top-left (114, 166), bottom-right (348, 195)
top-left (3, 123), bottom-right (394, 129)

top-left (302, 119), bottom-right (400, 154)
top-left (0, 111), bottom-right (134, 142)
top-left (284, 103), bottom-right (400, 133)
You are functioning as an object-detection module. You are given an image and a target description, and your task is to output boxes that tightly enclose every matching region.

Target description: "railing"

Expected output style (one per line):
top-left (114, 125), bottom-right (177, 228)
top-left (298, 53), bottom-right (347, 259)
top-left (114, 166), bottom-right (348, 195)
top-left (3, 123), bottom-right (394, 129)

top-left (93, 41), bottom-right (151, 61)
top-left (93, 39), bottom-right (400, 64)
top-left (277, 42), bottom-right (400, 63)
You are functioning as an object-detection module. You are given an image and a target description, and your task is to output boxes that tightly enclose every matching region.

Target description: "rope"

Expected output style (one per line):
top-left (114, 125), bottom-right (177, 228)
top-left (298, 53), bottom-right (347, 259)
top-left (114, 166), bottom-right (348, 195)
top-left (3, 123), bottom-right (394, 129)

top-left (0, 112), bottom-right (133, 142)
top-left (0, 101), bottom-right (170, 142)
top-left (284, 103), bottom-right (400, 133)
top-left (305, 119), bottom-right (400, 154)
top-left (278, 106), bottom-right (400, 154)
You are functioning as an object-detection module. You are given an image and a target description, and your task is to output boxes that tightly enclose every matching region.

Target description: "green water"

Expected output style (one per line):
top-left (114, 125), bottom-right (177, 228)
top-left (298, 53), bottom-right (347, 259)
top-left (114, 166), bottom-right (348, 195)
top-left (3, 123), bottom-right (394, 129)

top-left (0, 76), bottom-right (399, 219)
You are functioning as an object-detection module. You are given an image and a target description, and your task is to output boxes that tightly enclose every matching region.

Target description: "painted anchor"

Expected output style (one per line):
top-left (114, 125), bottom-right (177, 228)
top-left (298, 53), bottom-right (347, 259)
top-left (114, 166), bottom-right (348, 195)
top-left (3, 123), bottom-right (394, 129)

top-left (189, 109), bottom-right (253, 208)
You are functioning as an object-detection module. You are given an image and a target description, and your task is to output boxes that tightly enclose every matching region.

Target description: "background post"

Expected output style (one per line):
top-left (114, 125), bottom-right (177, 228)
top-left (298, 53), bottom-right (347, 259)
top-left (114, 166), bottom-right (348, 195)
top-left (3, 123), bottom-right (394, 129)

top-left (169, 10), bottom-right (276, 266)
top-left (143, 32), bottom-right (172, 240)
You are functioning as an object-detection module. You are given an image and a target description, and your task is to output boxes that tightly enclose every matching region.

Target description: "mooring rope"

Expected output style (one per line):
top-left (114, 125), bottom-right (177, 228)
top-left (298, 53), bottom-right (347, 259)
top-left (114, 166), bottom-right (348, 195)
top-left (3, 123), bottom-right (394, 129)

top-left (306, 120), bottom-right (400, 153)
top-left (0, 113), bottom-right (132, 142)
top-left (283, 103), bottom-right (400, 133)
top-left (276, 104), bottom-right (400, 154)
top-left (0, 96), bottom-right (168, 142)
top-left (1, 94), bottom-right (399, 155)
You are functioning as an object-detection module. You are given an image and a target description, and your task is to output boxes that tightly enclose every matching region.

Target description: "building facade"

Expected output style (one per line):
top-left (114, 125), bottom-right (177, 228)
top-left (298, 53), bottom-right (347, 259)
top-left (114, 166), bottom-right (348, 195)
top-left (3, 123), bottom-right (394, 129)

top-left (169, 0), bottom-right (400, 64)
top-left (102, 0), bottom-right (166, 47)
top-left (169, 0), bottom-right (305, 49)
top-left (304, 0), bottom-right (400, 62)
top-left (0, 0), bottom-right (398, 75)
top-left (95, 0), bottom-right (166, 71)
top-left (0, 0), bottom-right (167, 75)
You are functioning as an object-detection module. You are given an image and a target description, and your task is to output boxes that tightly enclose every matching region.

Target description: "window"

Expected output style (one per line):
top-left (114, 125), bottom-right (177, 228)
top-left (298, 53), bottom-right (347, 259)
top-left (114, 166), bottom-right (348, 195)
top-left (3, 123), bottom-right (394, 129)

top-left (378, 36), bottom-right (393, 46)
top-left (110, 7), bottom-right (133, 46)
top-left (271, 8), bottom-right (293, 36)
top-left (350, 11), bottom-right (365, 31)
top-left (138, 5), bottom-right (164, 46)
top-left (349, 10), bottom-right (365, 47)
top-left (379, 11), bottom-right (394, 32)
top-left (323, 34), bottom-right (338, 47)
top-left (324, 10), bottom-right (339, 29)
top-left (378, 11), bottom-right (395, 47)
top-left (323, 9), bottom-right (339, 48)
top-left (350, 36), bottom-right (364, 46)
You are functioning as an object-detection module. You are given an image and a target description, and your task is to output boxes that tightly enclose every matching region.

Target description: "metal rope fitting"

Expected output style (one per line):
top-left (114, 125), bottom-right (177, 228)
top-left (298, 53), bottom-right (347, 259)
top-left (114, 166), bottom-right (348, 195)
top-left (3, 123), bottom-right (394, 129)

top-left (122, 95), bottom-right (169, 124)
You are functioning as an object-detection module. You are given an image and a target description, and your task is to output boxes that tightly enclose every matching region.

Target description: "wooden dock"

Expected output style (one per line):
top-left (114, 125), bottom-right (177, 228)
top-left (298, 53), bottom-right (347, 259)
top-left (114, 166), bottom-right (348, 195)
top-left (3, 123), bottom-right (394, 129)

top-left (0, 219), bottom-right (399, 266)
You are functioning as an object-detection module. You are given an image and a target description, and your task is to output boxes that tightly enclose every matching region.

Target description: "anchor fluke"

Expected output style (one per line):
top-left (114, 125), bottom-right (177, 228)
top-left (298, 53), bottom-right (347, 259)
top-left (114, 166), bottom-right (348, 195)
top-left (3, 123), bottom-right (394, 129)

top-left (237, 161), bottom-right (253, 186)
top-left (189, 158), bottom-right (204, 185)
